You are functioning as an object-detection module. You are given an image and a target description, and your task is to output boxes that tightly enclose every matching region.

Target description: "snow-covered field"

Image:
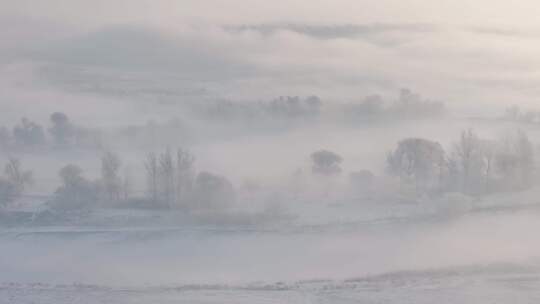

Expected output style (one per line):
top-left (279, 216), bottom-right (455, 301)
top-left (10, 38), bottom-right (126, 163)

top-left (3, 264), bottom-right (540, 304)
top-left (3, 190), bottom-right (540, 303)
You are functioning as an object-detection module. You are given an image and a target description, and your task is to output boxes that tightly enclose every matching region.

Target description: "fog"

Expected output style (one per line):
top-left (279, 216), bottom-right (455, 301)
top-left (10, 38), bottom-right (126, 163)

top-left (1, 213), bottom-right (539, 284)
top-left (3, 1), bottom-right (540, 303)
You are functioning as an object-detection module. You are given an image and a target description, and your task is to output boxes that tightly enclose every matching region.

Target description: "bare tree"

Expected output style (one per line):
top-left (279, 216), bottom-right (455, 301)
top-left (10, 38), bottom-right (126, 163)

top-left (121, 168), bottom-right (132, 201)
top-left (101, 151), bottom-right (121, 203)
top-left (0, 179), bottom-right (16, 209)
top-left (145, 152), bottom-right (158, 203)
top-left (479, 139), bottom-right (497, 193)
top-left (452, 129), bottom-right (481, 193)
top-left (0, 127), bottom-right (11, 151)
top-left (447, 129), bottom-right (535, 194)
top-left (176, 148), bottom-right (195, 207)
top-left (159, 149), bottom-right (175, 208)
top-left (514, 130), bottom-right (535, 187)
top-left (496, 130), bottom-right (535, 190)
top-left (0, 158), bottom-right (31, 209)
top-left (4, 158), bottom-right (33, 197)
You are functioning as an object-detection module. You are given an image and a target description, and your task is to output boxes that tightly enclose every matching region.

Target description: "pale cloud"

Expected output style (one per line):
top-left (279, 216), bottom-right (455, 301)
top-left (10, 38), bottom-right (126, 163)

top-left (2, 0), bottom-right (540, 112)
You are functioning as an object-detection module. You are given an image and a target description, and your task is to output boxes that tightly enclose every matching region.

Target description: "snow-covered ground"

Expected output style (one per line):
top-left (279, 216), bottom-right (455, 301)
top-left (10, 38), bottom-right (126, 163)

top-left (3, 264), bottom-right (540, 303)
top-left (3, 189), bottom-right (540, 303)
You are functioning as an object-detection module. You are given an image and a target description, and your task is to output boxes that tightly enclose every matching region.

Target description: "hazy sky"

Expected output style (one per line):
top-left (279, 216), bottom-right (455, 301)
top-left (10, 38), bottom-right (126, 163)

top-left (2, 0), bottom-right (540, 118)
top-left (5, 0), bottom-right (540, 26)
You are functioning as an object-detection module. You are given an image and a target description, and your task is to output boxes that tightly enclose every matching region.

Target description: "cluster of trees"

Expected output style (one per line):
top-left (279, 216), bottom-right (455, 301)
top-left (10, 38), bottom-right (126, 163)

top-left (143, 149), bottom-right (196, 208)
top-left (53, 164), bottom-right (100, 210)
top-left (142, 149), bottom-right (235, 211)
top-left (387, 129), bottom-right (535, 195)
top-left (306, 129), bottom-right (535, 198)
top-left (196, 89), bottom-right (444, 127)
top-left (1, 128), bottom-right (536, 213)
top-left (266, 96), bottom-right (321, 118)
top-left (197, 96), bottom-right (322, 123)
top-left (48, 149), bottom-right (235, 212)
top-left (46, 151), bottom-right (124, 210)
top-left (344, 89), bottom-right (445, 122)
top-left (503, 105), bottom-right (540, 124)
top-left (310, 150), bottom-right (343, 176)
top-left (0, 112), bottom-right (101, 151)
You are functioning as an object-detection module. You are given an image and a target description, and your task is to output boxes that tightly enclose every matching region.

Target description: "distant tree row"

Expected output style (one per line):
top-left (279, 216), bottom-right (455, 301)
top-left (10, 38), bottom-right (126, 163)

top-left (1, 128), bottom-right (535, 212)
top-left (387, 129), bottom-right (535, 195)
top-left (503, 105), bottom-right (540, 124)
top-left (344, 89), bottom-right (445, 122)
top-left (197, 95), bottom-right (322, 123)
top-left (0, 112), bottom-right (102, 151)
top-left (48, 148), bottom-right (235, 212)
top-left (308, 129), bottom-right (535, 197)
top-left (197, 89), bottom-right (444, 126)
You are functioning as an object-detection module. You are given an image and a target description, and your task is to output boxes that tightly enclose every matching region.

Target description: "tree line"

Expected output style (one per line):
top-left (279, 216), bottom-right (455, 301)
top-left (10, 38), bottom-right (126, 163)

top-left (387, 129), bottom-right (534, 195)
top-left (308, 129), bottom-right (536, 197)
top-left (0, 112), bottom-right (102, 151)
top-left (0, 148), bottom-right (235, 213)
top-left (53, 148), bottom-right (234, 212)
top-left (0, 128), bottom-right (536, 213)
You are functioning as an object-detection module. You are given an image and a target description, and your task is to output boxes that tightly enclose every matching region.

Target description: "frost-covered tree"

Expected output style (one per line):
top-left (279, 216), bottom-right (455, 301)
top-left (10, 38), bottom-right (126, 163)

top-left (450, 129), bottom-right (485, 194)
top-left (13, 118), bottom-right (45, 147)
top-left (121, 168), bottom-right (132, 201)
top-left (59, 164), bottom-right (84, 188)
top-left (0, 158), bottom-right (31, 209)
top-left (52, 164), bottom-right (99, 210)
top-left (446, 129), bottom-right (535, 194)
top-left (101, 151), bottom-right (121, 203)
top-left (143, 148), bottom-right (196, 208)
top-left (311, 149), bottom-right (343, 176)
top-left (176, 149), bottom-right (195, 206)
top-left (158, 149), bottom-right (175, 207)
top-left (391, 89), bottom-right (445, 118)
top-left (0, 127), bottom-right (11, 151)
top-left (387, 138), bottom-right (445, 193)
top-left (145, 152), bottom-right (159, 203)
top-left (479, 139), bottom-right (498, 192)
top-left (496, 130), bottom-right (535, 190)
top-left (0, 179), bottom-right (16, 209)
top-left (4, 158), bottom-right (33, 198)
top-left (49, 112), bottom-right (75, 146)
top-left (191, 171), bottom-right (235, 210)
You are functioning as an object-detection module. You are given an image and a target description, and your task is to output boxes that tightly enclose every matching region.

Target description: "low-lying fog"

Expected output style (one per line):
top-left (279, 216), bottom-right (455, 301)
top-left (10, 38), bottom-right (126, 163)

top-left (3, 209), bottom-right (540, 287)
top-left (4, 1), bottom-right (540, 302)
